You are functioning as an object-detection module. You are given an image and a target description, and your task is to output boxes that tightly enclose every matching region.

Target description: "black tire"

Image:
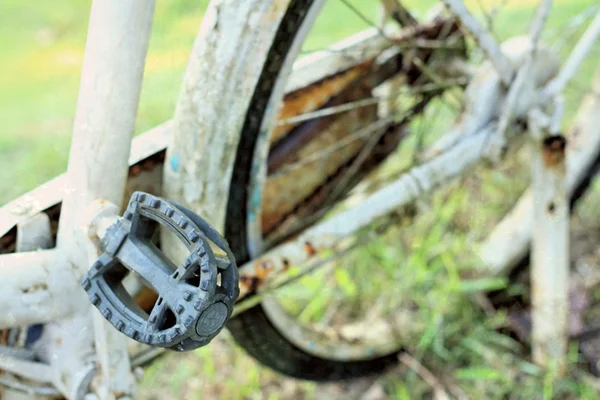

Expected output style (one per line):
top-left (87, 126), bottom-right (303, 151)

top-left (223, 0), bottom-right (402, 381)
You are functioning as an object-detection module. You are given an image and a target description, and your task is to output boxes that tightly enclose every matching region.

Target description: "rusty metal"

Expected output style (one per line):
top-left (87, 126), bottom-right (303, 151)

top-left (267, 18), bottom-right (461, 175)
top-left (261, 20), bottom-right (462, 237)
top-left (542, 135), bottom-right (567, 168)
top-left (263, 95), bottom-right (434, 245)
top-left (236, 96), bottom-right (433, 297)
top-left (267, 60), bottom-right (391, 174)
top-left (272, 61), bottom-right (374, 144)
top-left (263, 93), bottom-right (378, 232)
top-left (0, 19), bottom-right (462, 318)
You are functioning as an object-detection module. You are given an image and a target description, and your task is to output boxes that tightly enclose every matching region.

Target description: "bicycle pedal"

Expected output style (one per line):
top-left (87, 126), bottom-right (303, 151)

top-left (81, 191), bottom-right (239, 351)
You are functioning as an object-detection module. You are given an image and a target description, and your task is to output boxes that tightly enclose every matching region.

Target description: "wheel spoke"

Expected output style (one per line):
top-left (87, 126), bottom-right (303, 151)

top-left (277, 97), bottom-right (384, 126)
top-left (379, 0), bottom-right (418, 27)
top-left (339, 0), bottom-right (394, 41)
top-left (271, 96), bottom-right (434, 179)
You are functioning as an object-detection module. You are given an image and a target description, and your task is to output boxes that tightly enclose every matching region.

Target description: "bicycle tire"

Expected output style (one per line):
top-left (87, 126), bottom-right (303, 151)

top-left (221, 0), bottom-right (600, 381)
top-left (223, 0), bottom-right (401, 381)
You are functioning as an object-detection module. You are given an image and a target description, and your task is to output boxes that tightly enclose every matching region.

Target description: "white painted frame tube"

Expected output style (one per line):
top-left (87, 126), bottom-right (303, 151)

top-left (0, 251), bottom-right (79, 329)
top-left (57, 0), bottom-right (156, 254)
top-left (41, 1), bottom-right (155, 398)
top-left (531, 134), bottom-right (569, 373)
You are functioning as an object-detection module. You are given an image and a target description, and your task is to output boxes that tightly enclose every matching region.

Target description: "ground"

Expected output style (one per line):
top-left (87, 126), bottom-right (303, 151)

top-left (1, 0), bottom-right (600, 399)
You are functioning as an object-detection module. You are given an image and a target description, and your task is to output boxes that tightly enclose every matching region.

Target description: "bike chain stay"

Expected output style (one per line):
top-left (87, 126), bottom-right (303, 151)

top-left (82, 191), bottom-right (239, 351)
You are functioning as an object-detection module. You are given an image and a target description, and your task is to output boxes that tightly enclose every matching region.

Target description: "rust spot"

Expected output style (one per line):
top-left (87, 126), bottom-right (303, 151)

top-left (142, 159), bottom-right (155, 170)
top-left (282, 258), bottom-right (291, 271)
top-left (130, 164), bottom-right (142, 177)
top-left (239, 275), bottom-right (262, 293)
top-left (21, 283), bottom-right (48, 294)
top-left (268, 74), bottom-right (376, 174)
top-left (135, 289), bottom-right (159, 312)
top-left (55, 337), bottom-right (63, 345)
top-left (542, 135), bottom-right (567, 168)
top-left (271, 61), bottom-right (374, 144)
top-left (304, 241), bottom-right (317, 257)
top-left (0, 329), bottom-right (8, 345)
top-left (254, 260), bottom-right (274, 280)
top-left (262, 70), bottom-right (430, 237)
top-left (547, 202), bottom-right (556, 214)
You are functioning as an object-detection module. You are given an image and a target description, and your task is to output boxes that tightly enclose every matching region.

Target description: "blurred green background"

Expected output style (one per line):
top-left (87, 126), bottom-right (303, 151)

top-left (1, 0), bottom-right (600, 399)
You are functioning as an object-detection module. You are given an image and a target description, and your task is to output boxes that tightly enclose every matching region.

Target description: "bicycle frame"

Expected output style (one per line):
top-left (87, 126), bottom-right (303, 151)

top-left (1, 1), bottom-right (155, 397)
top-left (1, 0), bottom-right (600, 397)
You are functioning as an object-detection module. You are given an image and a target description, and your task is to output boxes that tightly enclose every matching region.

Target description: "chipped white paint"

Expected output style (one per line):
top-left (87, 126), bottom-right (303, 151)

top-left (50, 1), bottom-right (155, 398)
top-left (161, 0), bottom-right (295, 263)
top-left (529, 120), bottom-right (569, 373)
top-left (57, 0), bottom-right (155, 248)
top-left (15, 214), bottom-right (52, 252)
top-left (0, 357), bottom-right (55, 386)
top-left (2, 213), bottom-right (55, 400)
top-left (163, 0), bottom-right (293, 229)
top-left (0, 250), bottom-right (79, 329)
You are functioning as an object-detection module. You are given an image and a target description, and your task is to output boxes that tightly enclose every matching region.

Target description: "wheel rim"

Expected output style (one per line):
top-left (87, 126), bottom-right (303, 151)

top-left (239, 1), bottom-right (468, 361)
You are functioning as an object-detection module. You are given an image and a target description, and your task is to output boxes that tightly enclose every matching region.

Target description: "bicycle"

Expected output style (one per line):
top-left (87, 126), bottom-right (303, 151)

top-left (1, 0), bottom-right (600, 398)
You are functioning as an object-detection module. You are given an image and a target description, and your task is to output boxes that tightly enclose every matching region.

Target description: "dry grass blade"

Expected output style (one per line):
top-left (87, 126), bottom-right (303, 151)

top-left (379, 0), bottom-right (418, 27)
top-left (399, 353), bottom-right (452, 400)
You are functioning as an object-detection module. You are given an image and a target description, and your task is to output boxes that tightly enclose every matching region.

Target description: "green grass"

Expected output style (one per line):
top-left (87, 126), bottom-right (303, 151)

top-left (2, 0), bottom-right (600, 399)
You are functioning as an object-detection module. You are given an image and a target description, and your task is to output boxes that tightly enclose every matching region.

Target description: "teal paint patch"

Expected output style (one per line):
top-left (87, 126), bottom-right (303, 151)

top-left (249, 180), bottom-right (262, 210)
top-left (170, 154), bottom-right (180, 172)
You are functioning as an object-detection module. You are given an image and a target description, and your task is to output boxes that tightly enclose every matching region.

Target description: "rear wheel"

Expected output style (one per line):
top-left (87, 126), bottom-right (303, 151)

top-left (223, 0), bottom-right (600, 381)
top-left (224, 0), bottom-right (462, 380)
top-left (224, 0), bottom-right (402, 380)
